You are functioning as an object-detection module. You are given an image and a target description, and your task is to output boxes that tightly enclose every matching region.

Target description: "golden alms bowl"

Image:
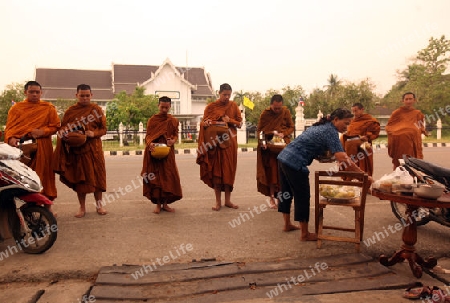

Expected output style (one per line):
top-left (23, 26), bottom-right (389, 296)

top-left (151, 144), bottom-right (170, 159)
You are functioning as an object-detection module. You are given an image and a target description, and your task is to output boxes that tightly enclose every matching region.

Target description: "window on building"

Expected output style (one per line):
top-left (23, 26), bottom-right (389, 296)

top-left (171, 100), bottom-right (180, 114)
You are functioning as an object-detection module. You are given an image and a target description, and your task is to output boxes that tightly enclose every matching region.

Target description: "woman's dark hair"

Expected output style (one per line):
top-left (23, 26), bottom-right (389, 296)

top-left (312, 108), bottom-right (353, 126)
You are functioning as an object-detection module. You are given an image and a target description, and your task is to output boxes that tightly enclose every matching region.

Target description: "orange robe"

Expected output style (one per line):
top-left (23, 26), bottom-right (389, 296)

top-left (256, 106), bottom-right (294, 196)
top-left (341, 113), bottom-right (380, 176)
top-left (4, 100), bottom-right (60, 199)
top-left (141, 113), bottom-right (182, 204)
top-left (386, 106), bottom-right (425, 168)
top-left (196, 100), bottom-right (242, 191)
top-left (53, 103), bottom-right (106, 193)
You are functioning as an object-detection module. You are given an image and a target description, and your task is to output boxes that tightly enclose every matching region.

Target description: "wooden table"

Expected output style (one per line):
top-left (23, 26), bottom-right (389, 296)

top-left (371, 188), bottom-right (450, 278)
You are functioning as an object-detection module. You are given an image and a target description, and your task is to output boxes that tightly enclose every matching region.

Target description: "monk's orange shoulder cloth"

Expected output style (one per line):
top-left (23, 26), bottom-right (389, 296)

top-left (385, 106), bottom-right (425, 135)
top-left (345, 113), bottom-right (380, 141)
top-left (145, 113), bottom-right (178, 144)
top-left (5, 100), bottom-right (60, 142)
top-left (5, 100), bottom-right (60, 200)
top-left (386, 106), bottom-right (425, 168)
top-left (257, 106), bottom-right (294, 143)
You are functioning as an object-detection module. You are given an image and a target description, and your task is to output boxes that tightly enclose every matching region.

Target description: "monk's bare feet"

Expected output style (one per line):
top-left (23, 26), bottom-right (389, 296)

top-left (301, 232), bottom-right (318, 241)
top-left (283, 224), bottom-right (300, 232)
top-left (96, 207), bottom-right (107, 215)
top-left (162, 205), bottom-right (175, 212)
top-left (74, 208), bottom-right (85, 218)
top-left (225, 202), bottom-right (238, 209)
top-left (212, 203), bottom-right (221, 211)
top-left (153, 204), bottom-right (162, 214)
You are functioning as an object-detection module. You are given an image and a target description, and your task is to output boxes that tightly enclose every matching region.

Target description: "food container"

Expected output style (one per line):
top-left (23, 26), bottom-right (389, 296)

top-left (413, 183), bottom-right (445, 199)
top-left (392, 183), bottom-right (416, 195)
top-left (266, 142), bottom-right (286, 154)
top-left (151, 143), bottom-right (170, 159)
top-left (319, 184), bottom-right (360, 201)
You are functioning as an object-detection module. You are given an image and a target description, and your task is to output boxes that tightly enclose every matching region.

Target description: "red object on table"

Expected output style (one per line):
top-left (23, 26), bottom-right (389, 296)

top-left (371, 188), bottom-right (449, 278)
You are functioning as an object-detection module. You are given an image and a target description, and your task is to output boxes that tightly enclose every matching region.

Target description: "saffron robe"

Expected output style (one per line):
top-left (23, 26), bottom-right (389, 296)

top-left (256, 106), bottom-right (294, 196)
top-left (196, 100), bottom-right (242, 191)
top-left (53, 103), bottom-right (107, 193)
top-left (385, 106), bottom-right (425, 168)
top-left (4, 100), bottom-right (60, 199)
top-left (141, 113), bottom-right (182, 204)
top-left (341, 113), bottom-right (380, 176)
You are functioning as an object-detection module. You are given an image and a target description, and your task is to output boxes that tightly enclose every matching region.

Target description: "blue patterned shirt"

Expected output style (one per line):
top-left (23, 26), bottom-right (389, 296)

top-left (277, 122), bottom-right (344, 172)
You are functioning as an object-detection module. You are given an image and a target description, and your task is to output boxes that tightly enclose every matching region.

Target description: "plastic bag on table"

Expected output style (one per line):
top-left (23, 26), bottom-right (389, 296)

top-left (373, 166), bottom-right (414, 192)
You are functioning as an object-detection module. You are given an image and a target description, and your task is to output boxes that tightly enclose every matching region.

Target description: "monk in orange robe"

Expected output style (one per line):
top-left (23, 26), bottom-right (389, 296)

top-left (196, 83), bottom-right (242, 211)
top-left (53, 84), bottom-right (107, 217)
top-left (386, 92), bottom-right (428, 169)
top-left (141, 96), bottom-right (182, 214)
top-left (5, 81), bottom-right (60, 214)
top-left (256, 94), bottom-right (294, 210)
top-left (341, 103), bottom-right (380, 176)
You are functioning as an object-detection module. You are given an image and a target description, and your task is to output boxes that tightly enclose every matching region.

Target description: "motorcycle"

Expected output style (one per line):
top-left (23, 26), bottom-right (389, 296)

top-left (0, 142), bottom-right (57, 254)
top-left (391, 155), bottom-right (450, 227)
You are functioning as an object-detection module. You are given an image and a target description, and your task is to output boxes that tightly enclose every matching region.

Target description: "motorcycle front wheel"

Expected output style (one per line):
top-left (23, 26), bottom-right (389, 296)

top-left (13, 205), bottom-right (58, 254)
top-left (390, 201), bottom-right (430, 226)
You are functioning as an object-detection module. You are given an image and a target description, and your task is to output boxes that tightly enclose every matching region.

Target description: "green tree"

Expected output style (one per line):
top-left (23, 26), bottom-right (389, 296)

top-left (336, 79), bottom-right (377, 111)
top-left (324, 74), bottom-right (342, 99)
top-left (243, 91), bottom-right (266, 127)
top-left (0, 82), bottom-right (25, 127)
top-left (304, 78), bottom-right (377, 118)
top-left (280, 85), bottom-right (306, 119)
top-left (383, 35), bottom-right (450, 125)
top-left (304, 88), bottom-right (332, 118)
top-left (106, 87), bottom-right (159, 131)
top-left (53, 98), bottom-right (77, 120)
top-left (233, 90), bottom-right (245, 106)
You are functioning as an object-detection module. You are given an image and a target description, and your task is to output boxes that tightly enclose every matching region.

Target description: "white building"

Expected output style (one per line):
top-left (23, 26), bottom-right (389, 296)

top-left (35, 58), bottom-right (216, 127)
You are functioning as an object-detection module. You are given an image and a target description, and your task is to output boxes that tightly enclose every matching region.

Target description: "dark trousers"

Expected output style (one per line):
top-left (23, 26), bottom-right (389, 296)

top-left (277, 162), bottom-right (310, 222)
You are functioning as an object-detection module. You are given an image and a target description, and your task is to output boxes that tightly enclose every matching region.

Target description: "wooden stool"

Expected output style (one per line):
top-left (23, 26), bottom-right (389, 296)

top-left (314, 171), bottom-right (370, 252)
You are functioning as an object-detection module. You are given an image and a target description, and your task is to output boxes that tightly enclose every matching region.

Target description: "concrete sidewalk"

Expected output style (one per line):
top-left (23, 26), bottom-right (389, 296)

top-left (0, 151), bottom-right (449, 302)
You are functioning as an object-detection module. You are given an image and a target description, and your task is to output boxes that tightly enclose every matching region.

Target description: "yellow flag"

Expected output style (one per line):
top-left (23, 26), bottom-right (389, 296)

top-left (243, 96), bottom-right (254, 110)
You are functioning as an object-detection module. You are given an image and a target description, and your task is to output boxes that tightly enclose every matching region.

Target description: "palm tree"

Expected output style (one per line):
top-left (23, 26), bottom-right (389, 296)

top-left (324, 74), bottom-right (342, 98)
top-left (233, 90), bottom-right (245, 106)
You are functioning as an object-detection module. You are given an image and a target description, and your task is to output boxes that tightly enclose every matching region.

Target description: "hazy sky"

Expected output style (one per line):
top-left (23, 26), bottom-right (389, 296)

top-left (0, 0), bottom-right (448, 97)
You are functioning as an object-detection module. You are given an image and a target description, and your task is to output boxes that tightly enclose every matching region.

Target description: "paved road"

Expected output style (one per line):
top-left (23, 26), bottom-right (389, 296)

top-left (0, 147), bottom-right (449, 302)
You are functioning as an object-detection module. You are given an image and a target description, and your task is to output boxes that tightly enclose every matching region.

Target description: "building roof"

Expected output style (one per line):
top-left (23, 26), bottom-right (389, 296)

top-left (36, 68), bottom-right (113, 100)
top-left (113, 64), bottom-right (214, 96)
top-left (35, 60), bottom-right (215, 101)
top-left (368, 105), bottom-right (393, 116)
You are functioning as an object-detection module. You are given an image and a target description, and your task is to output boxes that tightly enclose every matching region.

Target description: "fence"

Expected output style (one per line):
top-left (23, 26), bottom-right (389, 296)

top-left (100, 123), bottom-right (449, 150)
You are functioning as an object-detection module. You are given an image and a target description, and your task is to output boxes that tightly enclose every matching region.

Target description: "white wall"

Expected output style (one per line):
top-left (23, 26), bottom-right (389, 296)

top-left (143, 64), bottom-right (192, 115)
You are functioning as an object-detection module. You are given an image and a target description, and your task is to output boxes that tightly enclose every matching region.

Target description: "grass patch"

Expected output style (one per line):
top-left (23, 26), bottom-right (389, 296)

top-left (101, 138), bottom-right (259, 151)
